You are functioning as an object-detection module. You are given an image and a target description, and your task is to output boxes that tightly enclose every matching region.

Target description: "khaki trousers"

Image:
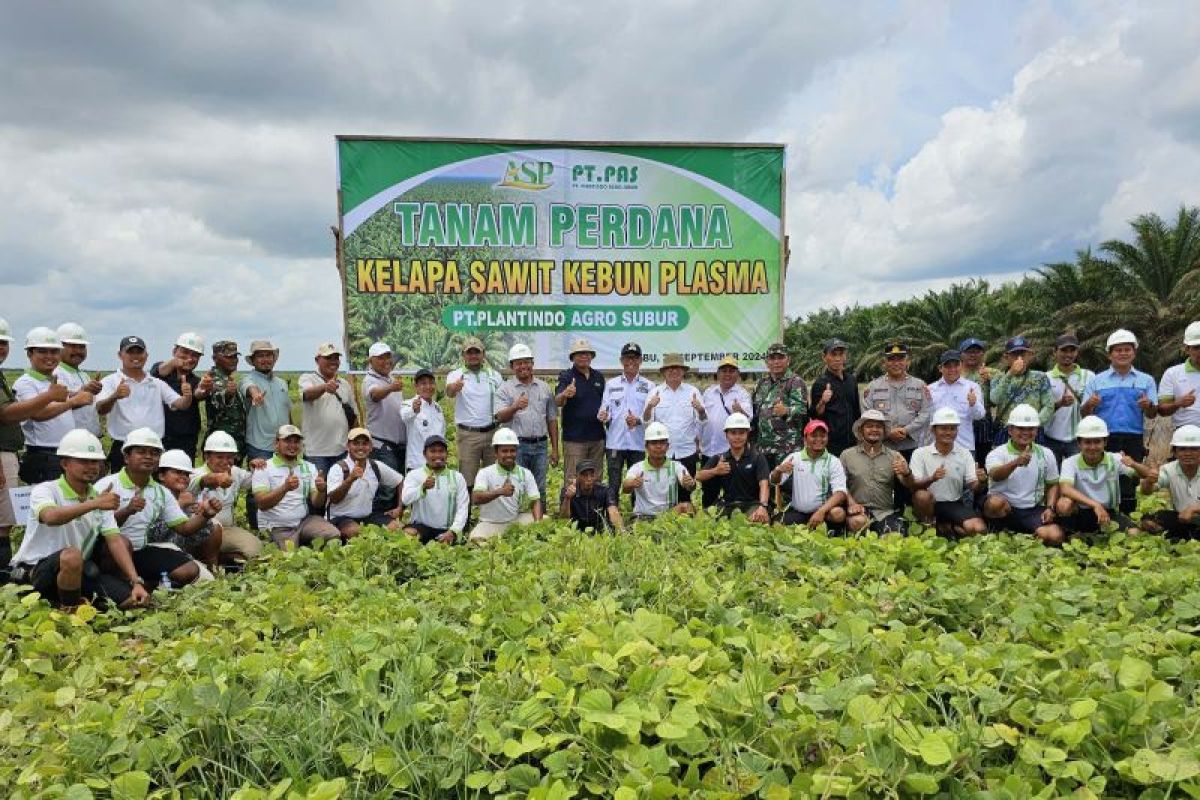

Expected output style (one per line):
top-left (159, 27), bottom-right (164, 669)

top-left (469, 512), bottom-right (536, 543)
top-left (268, 516), bottom-right (340, 549)
top-left (563, 440), bottom-right (605, 487)
top-left (216, 524), bottom-right (264, 561)
top-left (456, 427), bottom-right (496, 489)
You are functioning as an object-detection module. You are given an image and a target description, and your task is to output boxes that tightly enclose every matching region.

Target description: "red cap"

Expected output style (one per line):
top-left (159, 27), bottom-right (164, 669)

top-left (803, 419), bottom-right (829, 436)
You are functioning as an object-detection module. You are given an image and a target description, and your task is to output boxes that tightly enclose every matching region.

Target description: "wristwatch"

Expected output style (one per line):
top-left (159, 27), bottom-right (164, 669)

top-left (130, 576), bottom-right (145, 586)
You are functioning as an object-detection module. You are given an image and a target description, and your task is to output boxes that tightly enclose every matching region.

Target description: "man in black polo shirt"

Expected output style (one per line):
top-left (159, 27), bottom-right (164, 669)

top-left (559, 460), bottom-right (623, 533)
top-left (810, 338), bottom-right (861, 456)
top-left (154, 332), bottom-right (212, 460)
top-left (696, 413), bottom-right (771, 522)
top-left (555, 338), bottom-right (607, 481)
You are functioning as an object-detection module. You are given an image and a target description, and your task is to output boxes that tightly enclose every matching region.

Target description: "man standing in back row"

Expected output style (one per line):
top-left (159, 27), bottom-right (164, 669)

top-left (752, 342), bottom-right (807, 473)
top-left (496, 343), bottom-right (559, 501)
top-left (446, 337), bottom-right (503, 488)
top-left (809, 338), bottom-right (860, 456)
top-left (556, 338), bottom-right (608, 481)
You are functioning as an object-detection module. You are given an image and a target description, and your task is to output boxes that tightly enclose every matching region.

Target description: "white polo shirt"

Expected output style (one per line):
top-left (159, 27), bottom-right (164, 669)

top-left (602, 373), bottom-right (654, 451)
top-left (473, 463), bottom-right (540, 523)
top-left (251, 456), bottom-right (320, 530)
top-left (1159, 361), bottom-right (1200, 429)
top-left (400, 467), bottom-right (469, 533)
top-left (298, 373), bottom-right (355, 457)
top-left (327, 458), bottom-right (403, 519)
top-left (361, 370), bottom-right (406, 447)
top-left (12, 370), bottom-right (75, 447)
top-left (986, 442), bottom-right (1059, 509)
top-left (93, 470), bottom-right (188, 550)
top-left (1156, 460), bottom-right (1200, 512)
top-left (54, 363), bottom-right (101, 436)
top-left (700, 383), bottom-right (753, 455)
top-left (780, 449), bottom-right (848, 514)
top-left (1046, 365), bottom-right (1094, 442)
top-left (625, 458), bottom-right (690, 516)
top-left (97, 371), bottom-right (181, 439)
top-left (446, 365), bottom-right (502, 427)
top-left (911, 443), bottom-right (978, 502)
top-left (11, 478), bottom-right (120, 565)
top-left (1060, 452), bottom-right (1133, 510)
top-left (400, 396), bottom-right (446, 469)
top-left (188, 465), bottom-right (252, 528)
top-left (645, 382), bottom-right (704, 458)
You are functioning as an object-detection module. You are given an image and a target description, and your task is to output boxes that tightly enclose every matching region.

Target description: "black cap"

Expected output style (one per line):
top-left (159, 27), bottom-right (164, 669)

top-left (939, 349), bottom-right (963, 365)
top-left (575, 459), bottom-right (598, 475)
top-left (119, 335), bottom-right (146, 352)
top-left (620, 342), bottom-right (642, 357)
top-left (959, 337), bottom-right (986, 351)
top-left (423, 435), bottom-right (448, 451)
top-left (882, 341), bottom-right (908, 357)
top-left (1004, 336), bottom-right (1032, 353)
top-left (766, 342), bottom-right (788, 356)
top-left (414, 367), bottom-right (435, 381)
top-left (1054, 334), bottom-right (1080, 349)
top-left (823, 338), bottom-right (849, 353)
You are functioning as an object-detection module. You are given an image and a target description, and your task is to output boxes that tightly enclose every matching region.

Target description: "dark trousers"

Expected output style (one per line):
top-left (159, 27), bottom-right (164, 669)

top-left (1044, 437), bottom-right (1077, 467)
top-left (1107, 432), bottom-right (1145, 514)
top-left (606, 449), bottom-right (642, 504)
top-left (19, 447), bottom-right (62, 484)
top-left (972, 419), bottom-right (994, 467)
top-left (701, 453), bottom-right (723, 508)
top-left (107, 441), bottom-right (126, 474)
top-left (894, 447), bottom-right (915, 511)
top-left (162, 434), bottom-right (199, 463)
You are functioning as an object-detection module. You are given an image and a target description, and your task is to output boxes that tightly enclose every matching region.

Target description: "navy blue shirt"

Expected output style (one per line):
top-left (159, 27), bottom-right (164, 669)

top-left (556, 366), bottom-right (606, 442)
top-left (563, 482), bottom-right (616, 532)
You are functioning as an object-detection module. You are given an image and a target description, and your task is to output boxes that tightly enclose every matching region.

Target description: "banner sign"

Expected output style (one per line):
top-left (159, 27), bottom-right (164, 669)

top-left (336, 138), bottom-right (785, 371)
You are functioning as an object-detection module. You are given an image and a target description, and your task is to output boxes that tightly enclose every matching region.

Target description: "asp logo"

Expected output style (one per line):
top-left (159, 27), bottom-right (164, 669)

top-left (497, 159), bottom-right (554, 191)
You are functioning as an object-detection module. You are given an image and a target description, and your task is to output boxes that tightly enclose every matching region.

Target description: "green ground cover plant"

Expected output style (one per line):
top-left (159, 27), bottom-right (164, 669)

top-left (5, 517), bottom-right (1200, 799)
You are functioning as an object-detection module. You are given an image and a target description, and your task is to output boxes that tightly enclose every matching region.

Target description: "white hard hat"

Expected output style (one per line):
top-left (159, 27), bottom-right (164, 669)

top-left (491, 428), bottom-right (519, 447)
top-left (644, 421), bottom-right (670, 442)
top-left (368, 342), bottom-right (392, 357)
top-left (1006, 404), bottom-right (1041, 428)
top-left (0, 317), bottom-right (11, 342)
top-left (203, 431), bottom-right (239, 453)
top-left (158, 449), bottom-right (196, 473)
top-left (1185, 321), bottom-right (1200, 347)
top-left (724, 412), bottom-right (752, 431)
top-left (1106, 329), bottom-right (1138, 350)
top-left (122, 427), bottom-right (165, 452)
top-left (175, 332), bottom-right (205, 354)
top-left (1075, 416), bottom-right (1109, 439)
top-left (56, 322), bottom-right (89, 346)
top-left (931, 407), bottom-right (961, 426)
top-left (56, 429), bottom-right (106, 459)
top-left (24, 326), bottom-right (62, 350)
top-left (1172, 425), bottom-right (1200, 448)
top-left (508, 343), bottom-right (534, 362)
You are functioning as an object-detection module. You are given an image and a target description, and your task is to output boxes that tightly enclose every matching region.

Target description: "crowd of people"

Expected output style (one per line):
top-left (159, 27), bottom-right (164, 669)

top-left (2, 317), bottom-right (1199, 610)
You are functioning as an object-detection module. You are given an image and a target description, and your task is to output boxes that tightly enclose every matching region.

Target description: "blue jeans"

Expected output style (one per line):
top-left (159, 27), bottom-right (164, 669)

top-left (517, 439), bottom-right (549, 501)
top-left (308, 453), bottom-right (347, 479)
top-left (243, 444), bottom-right (275, 529)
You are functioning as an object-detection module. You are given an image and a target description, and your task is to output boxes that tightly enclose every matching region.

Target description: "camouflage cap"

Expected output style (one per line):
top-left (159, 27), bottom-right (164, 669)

top-left (461, 336), bottom-right (485, 353)
top-left (212, 340), bottom-right (239, 356)
top-left (765, 342), bottom-right (788, 357)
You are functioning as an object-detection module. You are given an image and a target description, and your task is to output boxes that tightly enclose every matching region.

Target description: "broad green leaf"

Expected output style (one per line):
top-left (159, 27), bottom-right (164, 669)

top-left (1068, 699), bottom-right (1098, 719)
top-left (110, 772), bottom-right (151, 800)
top-left (903, 774), bottom-right (941, 794)
top-left (918, 732), bottom-right (954, 766)
top-left (305, 779), bottom-right (347, 800)
top-left (1117, 656), bottom-right (1153, 688)
top-left (846, 695), bottom-right (883, 724)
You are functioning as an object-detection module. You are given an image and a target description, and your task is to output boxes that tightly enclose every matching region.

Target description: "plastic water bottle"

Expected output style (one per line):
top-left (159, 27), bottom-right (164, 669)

top-left (159, 571), bottom-right (173, 592)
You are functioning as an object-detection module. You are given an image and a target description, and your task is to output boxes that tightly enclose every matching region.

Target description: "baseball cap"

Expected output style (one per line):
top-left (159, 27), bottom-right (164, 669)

top-left (413, 367), bottom-right (435, 381)
top-left (212, 340), bottom-right (239, 356)
top-left (882, 341), bottom-right (908, 357)
top-left (823, 338), bottom-right (849, 353)
top-left (1054, 334), bottom-right (1080, 349)
top-left (575, 459), bottom-right (598, 475)
top-left (424, 435), bottom-right (448, 451)
top-left (620, 342), bottom-right (643, 357)
top-left (1185, 321), bottom-right (1200, 347)
top-left (958, 337), bottom-right (986, 351)
top-left (1004, 336), bottom-right (1032, 353)
top-left (315, 342), bottom-right (343, 357)
top-left (276, 424), bottom-right (304, 440)
top-left (119, 335), bottom-right (147, 352)
top-left (461, 336), bottom-right (485, 352)
top-left (803, 419), bottom-right (829, 435)
top-left (766, 342), bottom-right (788, 357)
top-left (938, 349), bottom-right (962, 365)
top-left (716, 355), bottom-right (740, 371)
top-left (368, 342), bottom-right (392, 357)
top-left (347, 427), bottom-right (371, 441)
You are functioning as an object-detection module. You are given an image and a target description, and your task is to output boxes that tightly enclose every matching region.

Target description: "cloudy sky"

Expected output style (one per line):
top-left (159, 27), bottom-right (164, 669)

top-left (3, 0), bottom-right (1198, 370)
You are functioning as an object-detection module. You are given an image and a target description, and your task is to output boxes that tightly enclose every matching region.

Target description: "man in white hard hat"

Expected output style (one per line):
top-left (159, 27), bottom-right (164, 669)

top-left (469, 428), bottom-right (542, 542)
top-left (236, 339), bottom-right (291, 528)
top-left (1056, 416), bottom-right (1153, 535)
top-left (695, 412), bottom-right (770, 522)
top-left (8, 429), bottom-right (148, 609)
top-left (14, 327), bottom-right (95, 483)
top-left (770, 420), bottom-right (848, 530)
top-left (54, 323), bottom-right (103, 437)
top-left (149, 449), bottom-right (224, 570)
top-left (189, 430), bottom-right (264, 565)
top-left (841, 410), bottom-right (908, 534)
top-left (326, 428), bottom-right (405, 539)
top-left (599, 341), bottom-right (652, 505)
top-left (1141, 425), bottom-right (1200, 539)
top-left (93, 428), bottom-right (212, 590)
top-left (298, 342), bottom-right (357, 477)
top-left (399, 368), bottom-right (445, 471)
top-left (496, 342), bottom-right (559, 500)
top-left (983, 404), bottom-right (1063, 544)
top-left (906, 407), bottom-right (987, 536)
top-left (1081, 328), bottom-right (1157, 514)
top-left (623, 421), bottom-right (696, 521)
top-left (556, 337), bottom-right (608, 483)
top-left (1044, 334), bottom-right (1095, 466)
top-left (96, 335), bottom-right (193, 473)
top-left (446, 336), bottom-right (503, 488)
top-left (1157, 321), bottom-right (1200, 430)
top-left (251, 424), bottom-right (339, 548)
top-left (153, 332), bottom-right (213, 459)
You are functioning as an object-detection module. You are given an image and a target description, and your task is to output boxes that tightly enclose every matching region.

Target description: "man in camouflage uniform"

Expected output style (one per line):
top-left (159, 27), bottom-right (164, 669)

top-left (204, 340), bottom-right (247, 459)
top-left (752, 342), bottom-right (808, 476)
top-left (863, 341), bottom-right (931, 510)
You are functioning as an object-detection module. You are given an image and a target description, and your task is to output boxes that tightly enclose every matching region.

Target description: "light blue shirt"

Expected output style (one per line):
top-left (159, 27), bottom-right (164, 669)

top-left (240, 370), bottom-right (292, 450)
top-left (1082, 368), bottom-right (1157, 435)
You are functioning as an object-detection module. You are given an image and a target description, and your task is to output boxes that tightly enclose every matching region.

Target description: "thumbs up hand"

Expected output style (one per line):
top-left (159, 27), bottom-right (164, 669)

top-left (779, 454), bottom-right (795, 472)
top-left (1182, 389), bottom-right (1197, 408)
top-left (932, 465), bottom-right (947, 482)
top-left (690, 393), bottom-right (704, 413)
top-left (248, 387), bottom-right (265, 407)
top-left (773, 398), bottom-right (788, 418)
top-left (647, 392), bottom-right (661, 410)
top-left (179, 380), bottom-right (193, 399)
top-left (821, 385), bottom-right (833, 404)
top-left (1010, 356), bottom-right (1028, 376)
top-left (625, 410), bottom-right (638, 429)
top-left (84, 378), bottom-right (103, 394)
top-left (197, 373), bottom-right (214, 395)
top-left (94, 490), bottom-right (120, 511)
top-left (46, 380), bottom-right (69, 403)
top-left (891, 453), bottom-right (909, 476)
top-left (1137, 392), bottom-right (1154, 411)
top-left (422, 471), bottom-right (436, 491)
top-left (562, 381), bottom-right (576, 399)
top-left (68, 390), bottom-right (94, 409)
top-left (514, 393), bottom-right (529, 411)
top-left (714, 454), bottom-right (732, 475)
top-left (314, 473), bottom-right (326, 492)
top-left (1119, 451), bottom-right (1138, 468)
top-left (284, 473), bottom-right (300, 491)
top-left (598, 406), bottom-right (610, 423)
top-left (1058, 390), bottom-right (1074, 408)
top-left (411, 397), bottom-right (422, 413)
top-left (324, 379), bottom-right (340, 395)
top-left (732, 399), bottom-right (746, 415)
top-left (564, 479), bottom-right (577, 499)
top-left (350, 462), bottom-right (366, 481)
top-left (126, 492), bottom-right (147, 514)
top-left (967, 387), bottom-right (978, 406)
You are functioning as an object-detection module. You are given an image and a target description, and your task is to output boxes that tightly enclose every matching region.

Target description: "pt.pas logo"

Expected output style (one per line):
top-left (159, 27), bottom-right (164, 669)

top-left (498, 159), bottom-right (554, 191)
top-left (571, 163), bottom-right (639, 188)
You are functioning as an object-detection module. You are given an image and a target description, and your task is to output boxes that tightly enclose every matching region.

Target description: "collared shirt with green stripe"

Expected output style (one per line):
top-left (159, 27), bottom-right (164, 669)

top-left (12, 477), bottom-right (121, 565)
top-left (400, 466), bottom-right (469, 533)
top-left (93, 469), bottom-right (188, 550)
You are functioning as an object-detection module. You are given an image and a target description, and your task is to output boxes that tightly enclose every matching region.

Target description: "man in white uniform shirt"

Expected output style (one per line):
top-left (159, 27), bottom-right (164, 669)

top-left (770, 420), bottom-right (848, 530)
top-left (1045, 334), bottom-right (1095, 465)
top-left (983, 404), bottom-right (1063, 544)
top-left (622, 422), bottom-right (696, 521)
top-left (251, 425), bottom-right (339, 548)
top-left (470, 428), bottom-right (542, 542)
top-left (361, 341), bottom-right (407, 506)
top-left (1158, 322), bottom-right (1200, 431)
top-left (298, 342), bottom-right (357, 476)
top-left (700, 356), bottom-right (753, 507)
top-left (905, 407), bottom-right (987, 536)
top-left (326, 428), bottom-right (404, 539)
top-left (400, 435), bottom-right (468, 544)
top-left (96, 335), bottom-right (192, 473)
top-left (54, 323), bottom-right (103, 437)
top-left (188, 431), bottom-right (263, 564)
top-left (14, 327), bottom-right (93, 483)
top-left (642, 353), bottom-right (706, 508)
top-left (446, 337), bottom-right (503, 487)
top-left (926, 350), bottom-right (985, 451)
top-left (600, 341), bottom-right (653, 504)
top-left (1056, 416), bottom-right (1152, 534)
top-left (400, 368), bottom-right (445, 470)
